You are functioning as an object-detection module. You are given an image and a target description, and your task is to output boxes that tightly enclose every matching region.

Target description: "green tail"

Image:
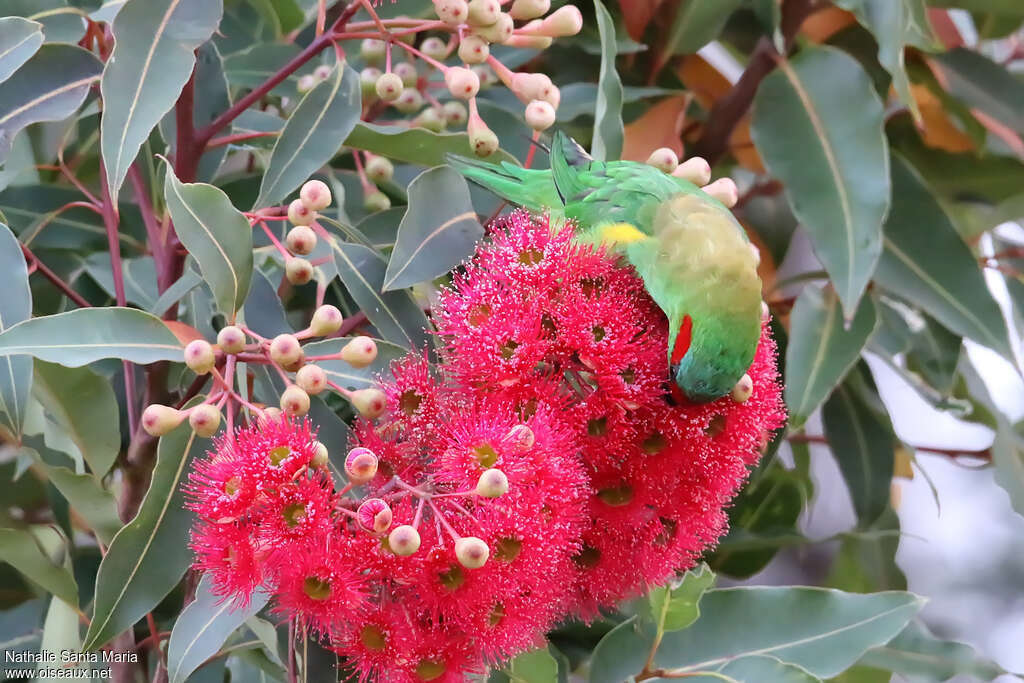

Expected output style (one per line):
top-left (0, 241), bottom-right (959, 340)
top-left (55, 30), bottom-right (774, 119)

top-left (445, 155), bottom-right (561, 212)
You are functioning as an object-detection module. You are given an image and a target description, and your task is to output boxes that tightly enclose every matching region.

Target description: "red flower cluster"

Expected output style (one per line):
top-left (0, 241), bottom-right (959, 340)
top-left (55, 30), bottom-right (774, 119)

top-left (186, 212), bottom-right (785, 681)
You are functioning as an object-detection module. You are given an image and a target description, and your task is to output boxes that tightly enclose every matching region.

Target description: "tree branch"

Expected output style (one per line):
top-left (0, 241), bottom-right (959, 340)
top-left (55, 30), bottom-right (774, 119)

top-left (20, 244), bottom-right (92, 309)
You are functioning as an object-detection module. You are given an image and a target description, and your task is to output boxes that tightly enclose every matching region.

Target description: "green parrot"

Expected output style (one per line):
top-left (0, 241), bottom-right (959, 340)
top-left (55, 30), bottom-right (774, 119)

top-left (447, 132), bottom-right (763, 403)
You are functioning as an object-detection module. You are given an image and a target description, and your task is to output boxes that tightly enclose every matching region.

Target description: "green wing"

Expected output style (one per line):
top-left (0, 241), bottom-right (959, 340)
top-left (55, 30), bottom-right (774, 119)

top-left (445, 155), bottom-right (560, 211)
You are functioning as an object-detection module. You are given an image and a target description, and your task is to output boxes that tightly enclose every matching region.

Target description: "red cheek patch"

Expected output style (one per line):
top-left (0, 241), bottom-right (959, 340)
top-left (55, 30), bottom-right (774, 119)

top-left (671, 315), bottom-right (693, 365)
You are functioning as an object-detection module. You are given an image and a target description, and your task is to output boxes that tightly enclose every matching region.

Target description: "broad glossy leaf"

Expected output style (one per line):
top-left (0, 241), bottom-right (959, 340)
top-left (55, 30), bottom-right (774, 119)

top-left (928, 0), bottom-right (1024, 11)
top-left (823, 364), bottom-right (895, 526)
top-left (858, 621), bottom-right (1005, 680)
top-left (688, 656), bottom-right (822, 683)
top-left (302, 337), bottom-right (405, 391)
top-left (588, 616), bottom-right (650, 683)
top-left (6, 0), bottom-right (86, 43)
top-left (383, 166), bottom-right (482, 291)
top-left (0, 308), bottom-right (184, 366)
top-left (164, 165), bottom-right (254, 316)
top-left (100, 0), bottom-right (223, 201)
top-left (647, 564), bottom-right (715, 633)
top-left (0, 44), bottom-right (101, 162)
top-left (241, 268), bottom-right (290, 338)
top-left (83, 413), bottom-right (210, 650)
top-left (160, 42), bottom-right (231, 183)
top-left (255, 63), bottom-right (361, 208)
top-left (835, 0), bottom-right (938, 122)
top-left (992, 423), bottom-right (1024, 519)
top-left (652, 587), bottom-right (922, 678)
top-left (876, 155), bottom-right (1012, 359)
top-left (933, 48), bottom-right (1024, 134)
top-left (0, 17), bottom-right (43, 84)
top-left (84, 254), bottom-right (159, 309)
top-left (43, 465), bottom-right (122, 545)
top-left (331, 241), bottom-right (430, 349)
top-left (785, 286), bottom-right (878, 429)
top-left (591, 0), bottom-right (624, 162)
top-left (664, 0), bottom-right (744, 55)
top-left (149, 268), bottom-right (204, 317)
top-left (0, 223), bottom-right (31, 437)
top-left (498, 647), bottom-right (559, 682)
top-left (0, 528), bottom-right (77, 606)
top-left (167, 575), bottom-right (270, 683)
top-left (40, 592), bottom-right (82, 680)
top-left (344, 122), bottom-right (518, 168)
top-left (32, 361), bottom-right (119, 477)
top-left (827, 508), bottom-right (906, 593)
top-left (224, 43), bottom-right (306, 96)
top-left (752, 46), bottom-right (889, 315)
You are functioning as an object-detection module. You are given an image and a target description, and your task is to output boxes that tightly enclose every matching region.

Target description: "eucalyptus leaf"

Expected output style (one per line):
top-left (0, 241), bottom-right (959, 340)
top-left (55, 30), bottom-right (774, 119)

top-left (100, 0), bottom-right (223, 200)
top-left (858, 620), bottom-right (1006, 680)
top-left (0, 222), bottom-right (32, 437)
top-left (0, 17), bottom-right (44, 85)
top-left (752, 46), bottom-right (889, 316)
top-left (0, 528), bottom-right (77, 607)
top-left (664, 0), bottom-right (745, 55)
top-left (591, 0), bottom-right (624, 162)
top-left (343, 122), bottom-right (518, 168)
top-left (383, 166), bottom-right (483, 291)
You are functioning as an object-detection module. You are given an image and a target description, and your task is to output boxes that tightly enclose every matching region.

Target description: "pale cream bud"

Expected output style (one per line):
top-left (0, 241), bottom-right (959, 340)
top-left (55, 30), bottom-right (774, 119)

top-left (184, 339), bottom-right (215, 374)
top-left (510, 0), bottom-right (550, 20)
top-left (189, 404), bottom-right (222, 438)
top-left (288, 198), bottom-right (316, 226)
top-left (309, 304), bottom-right (343, 336)
top-left (524, 99), bottom-right (556, 131)
top-left (701, 177), bottom-right (739, 208)
top-left (351, 388), bottom-right (387, 418)
top-left (300, 179), bottom-right (332, 211)
top-left (445, 66), bottom-right (481, 100)
top-left (295, 364), bottom-right (327, 395)
top-left (141, 404), bottom-right (185, 437)
top-left (279, 385), bottom-right (310, 417)
top-left (646, 147), bottom-right (679, 173)
top-left (731, 373), bottom-right (753, 403)
top-left (270, 334), bottom-right (303, 366)
top-left (365, 155), bottom-right (395, 183)
top-left (475, 468), bottom-right (509, 497)
top-left (458, 34), bottom-right (490, 64)
top-left (285, 257), bottom-right (314, 286)
top-left (375, 72), bottom-right (404, 102)
top-left (672, 157), bottom-right (712, 186)
top-left (455, 536), bottom-right (490, 569)
top-left (341, 336), bottom-right (378, 369)
top-left (217, 325), bottom-right (246, 354)
top-left (388, 525), bottom-right (421, 555)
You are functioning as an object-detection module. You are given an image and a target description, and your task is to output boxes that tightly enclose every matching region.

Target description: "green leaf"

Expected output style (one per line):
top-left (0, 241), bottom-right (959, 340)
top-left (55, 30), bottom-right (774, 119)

top-left (224, 43), bottom-right (305, 95)
top-left (0, 527), bottom-right (77, 606)
top-left (383, 166), bottom-right (483, 291)
top-left (241, 268), bottom-right (290, 338)
top-left (687, 656), bottom-right (822, 683)
top-left (164, 164), bottom-right (254, 316)
top-left (992, 422), bottom-right (1024, 519)
top-left (0, 223), bottom-right (31, 438)
top-left (100, 0), bottom-right (223, 201)
top-left (648, 564), bottom-right (715, 634)
top-left (828, 508), bottom-right (906, 594)
top-left (823, 364), bottom-right (895, 526)
top-left (858, 621), bottom-right (1006, 680)
top-left (331, 241), bottom-right (430, 349)
top-left (160, 41), bottom-right (231, 183)
top-left (255, 62), bottom-right (361, 208)
top-left (834, 0), bottom-right (938, 122)
top-left (501, 647), bottom-right (559, 682)
top-left (0, 17), bottom-right (43, 84)
top-left (345, 122), bottom-right (517, 168)
top-left (785, 286), bottom-right (878, 429)
top-left (651, 587), bottom-right (923, 679)
top-left (42, 464), bottom-right (122, 546)
top-left (876, 155), bottom-right (1012, 359)
top-left (32, 361), bottom-right (119, 477)
top-left (0, 308), bottom-right (184, 366)
top-left (83, 254), bottom-right (159, 309)
top-left (927, 0), bottom-right (1024, 11)
top-left (83, 413), bottom-right (209, 650)
top-left (6, 0), bottom-right (87, 44)
top-left (0, 43), bottom-right (102, 163)
top-left (167, 575), bottom-right (270, 683)
top-left (588, 616), bottom-right (650, 683)
top-left (40, 593), bottom-right (83, 677)
top-left (664, 0), bottom-right (745, 55)
top-left (590, 0), bottom-right (623, 162)
top-left (752, 46), bottom-right (889, 316)
top-left (302, 337), bottom-right (405, 391)
top-left (933, 47), bottom-right (1024, 135)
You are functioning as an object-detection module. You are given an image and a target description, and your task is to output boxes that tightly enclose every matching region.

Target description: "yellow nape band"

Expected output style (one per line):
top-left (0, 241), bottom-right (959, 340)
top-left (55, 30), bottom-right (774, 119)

top-left (600, 222), bottom-right (646, 245)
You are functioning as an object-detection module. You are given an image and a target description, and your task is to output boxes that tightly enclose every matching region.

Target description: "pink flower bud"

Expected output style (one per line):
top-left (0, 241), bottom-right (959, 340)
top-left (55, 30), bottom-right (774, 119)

top-left (540, 5), bottom-right (583, 36)
top-left (364, 189), bottom-right (391, 213)
top-left (468, 115), bottom-right (499, 157)
top-left (345, 447), bottom-right (379, 483)
top-left (270, 334), bottom-right (303, 366)
top-left (472, 12), bottom-right (513, 43)
top-left (295, 364), bottom-right (327, 395)
top-left (309, 304), bottom-right (343, 336)
top-left (313, 65), bottom-right (332, 81)
top-left (375, 72), bottom-right (404, 102)
top-left (358, 498), bottom-right (393, 533)
top-left (360, 38), bottom-right (386, 65)
top-left (216, 325), bottom-right (246, 354)
top-left (510, 72), bottom-right (554, 104)
top-left (467, 0), bottom-right (500, 26)
top-left (445, 66), bottom-right (480, 100)
top-left (455, 536), bottom-right (490, 569)
top-left (188, 404), bottom-right (222, 438)
top-left (457, 34), bottom-right (490, 65)
top-left (414, 107), bottom-right (446, 132)
top-left (510, 0), bottom-right (550, 20)
top-left (340, 336), bottom-right (378, 369)
top-left (646, 147), bottom-right (679, 173)
top-left (442, 101), bottom-right (468, 126)
top-left (262, 406), bottom-right (283, 422)
top-left (388, 525), bottom-right (421, 555)
top-left (433, 0), bottom-right (468, 25)
top-left (286, 225), bottom-right (317, 255)
top-left (360, 67), bottom-right (382, 96)
top-left (503, 34), bottom-right (553, 50)
top-left (184, 339), bottom-right (215, 374)
top-left (297, 74), bottom-right (316, 93)
top-left (761, 301), bottom-right (770, 321)
top-left (393, 87), bottom-right (424, 113)
top-left (141, 404), bottom-right (185, 437)
top-left (701, 177), bottom-right (738, 208)
top-left (285, 257), bottom-right (314, 286)
top-left (504, 423), bottom-right (535, 451)
top-left (311, 440), bottom-right (329, 468)
top-left (731, 373), bottom-right (753, 403)
top-left (279, 385), bottom-right (310, 417)
top-left (749, 242), bottom-right (761, 267)
top-left (300, 179), bottom-right (332, 211)
top-left (393, 61), bottom-right (418, 87)
top-left (351, 388), bottom-right (387, 418)
top-left (524, 100), bottom-right (556, 131)
top-left (672, 156), bottom-right (712, 186)
top-left (287, 198), bottom-right (315, 226)
top-left (420, 36), bottom-right (449, 62)
top-left (365, 155), bottom-right (395, 183)
top-left (475, 468), bottom-right (509, 497)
